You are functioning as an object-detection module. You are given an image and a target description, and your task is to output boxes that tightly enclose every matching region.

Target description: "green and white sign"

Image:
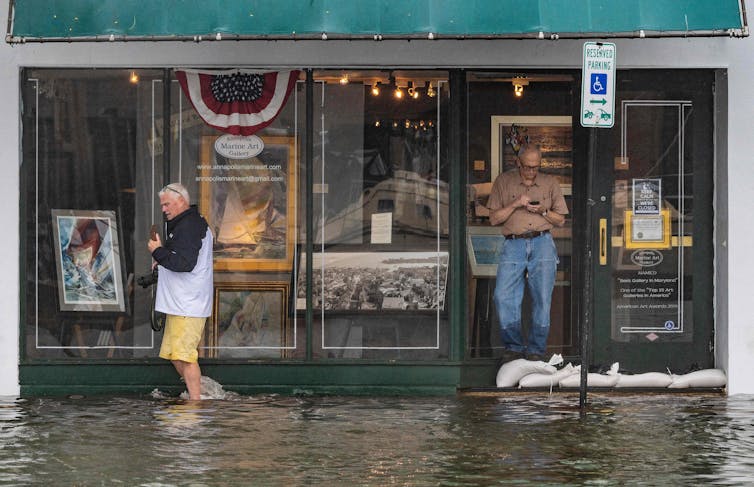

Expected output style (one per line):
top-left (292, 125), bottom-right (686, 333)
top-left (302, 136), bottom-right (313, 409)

top-left (581, 42), bottom-right (616, 128)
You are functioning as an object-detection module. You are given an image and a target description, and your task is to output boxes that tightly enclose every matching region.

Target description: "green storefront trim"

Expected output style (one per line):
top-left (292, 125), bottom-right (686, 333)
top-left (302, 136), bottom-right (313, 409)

top-left (7, 0), bottom-right (748, 42)
top-left (19, 362), bottom-right (498, 396)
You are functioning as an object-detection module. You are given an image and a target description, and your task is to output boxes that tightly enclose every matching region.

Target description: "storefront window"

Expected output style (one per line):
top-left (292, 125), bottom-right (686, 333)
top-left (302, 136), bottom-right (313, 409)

top-left (22, 68), bottom-right (164, 358)
top-left (21, 68), bottom-right (305, 360)
top-left (308, 71), bottom-right (450, 359)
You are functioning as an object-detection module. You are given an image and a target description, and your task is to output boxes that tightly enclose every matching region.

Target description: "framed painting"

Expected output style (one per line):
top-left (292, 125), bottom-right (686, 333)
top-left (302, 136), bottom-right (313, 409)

top-left (490, 115), bottom-right (573, 190)
top-left (51, 209), bottom-right (126, 312)
top-left (296, 251), bottom-right (449, 311)
top-left (466, 225), bottom-right (504, 278)
top-left (204, 281), bottom-right (290, 358)
top-left (199, 135), bottom-right (297, 272)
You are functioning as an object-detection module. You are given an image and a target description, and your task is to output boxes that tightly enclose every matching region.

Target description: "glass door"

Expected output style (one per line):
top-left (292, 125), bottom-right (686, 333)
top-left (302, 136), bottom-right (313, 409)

top-left (591, 70), bottom-right (715, 373)
top-left (466, 72), bottom-right (580, 359)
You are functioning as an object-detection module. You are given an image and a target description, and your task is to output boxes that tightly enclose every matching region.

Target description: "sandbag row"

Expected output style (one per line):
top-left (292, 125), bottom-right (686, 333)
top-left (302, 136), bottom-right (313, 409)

top-left (496, 359), bottom-right (727, 389)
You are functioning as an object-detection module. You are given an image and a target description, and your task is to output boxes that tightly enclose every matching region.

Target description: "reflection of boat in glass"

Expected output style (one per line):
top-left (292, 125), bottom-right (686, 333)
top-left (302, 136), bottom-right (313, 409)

top-left (318, 170), bottom-right (449, 243)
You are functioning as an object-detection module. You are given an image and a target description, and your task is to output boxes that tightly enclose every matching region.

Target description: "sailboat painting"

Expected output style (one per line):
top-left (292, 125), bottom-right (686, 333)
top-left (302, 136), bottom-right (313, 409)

top-left (51, 209), bottom-right (126, 312)
top-left (200, 135), bottom-right (297, 271)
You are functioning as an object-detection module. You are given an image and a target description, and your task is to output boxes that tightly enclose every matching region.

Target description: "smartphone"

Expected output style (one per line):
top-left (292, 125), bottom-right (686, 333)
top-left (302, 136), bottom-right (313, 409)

top-left (529, 200), bottom-right (540, 205)
top-left (150, 224), bottom-right (159, 241)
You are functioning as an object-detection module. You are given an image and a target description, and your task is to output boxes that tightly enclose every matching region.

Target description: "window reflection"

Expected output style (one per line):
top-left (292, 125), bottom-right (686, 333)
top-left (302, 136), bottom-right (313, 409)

top-left (310, 71), bottom-right (450, 359)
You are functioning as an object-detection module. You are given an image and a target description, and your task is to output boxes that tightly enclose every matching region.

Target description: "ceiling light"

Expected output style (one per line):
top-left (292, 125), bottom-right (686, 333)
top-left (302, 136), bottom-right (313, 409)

top-left (129, 71), bottom-right (139, 84)
top-left (512, 77), bottom-right (529, 98)
top-left (339, 73), bottom-right (349, 85)
top-left (389, 76), bottom-right (403, 99)
top-left (371, 82), bottom-right (381, 96)
top-left (407, 81), bottom-right (419, 99)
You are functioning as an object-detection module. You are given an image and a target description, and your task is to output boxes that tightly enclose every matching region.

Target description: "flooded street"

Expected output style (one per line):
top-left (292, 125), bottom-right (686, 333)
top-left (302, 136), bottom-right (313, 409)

top-left (0, 392), bottom-right (752, 485)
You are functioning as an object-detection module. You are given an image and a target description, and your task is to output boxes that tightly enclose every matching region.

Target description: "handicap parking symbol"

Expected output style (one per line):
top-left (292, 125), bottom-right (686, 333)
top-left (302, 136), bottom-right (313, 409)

top-left (590, 73), bottom-right (607, 95)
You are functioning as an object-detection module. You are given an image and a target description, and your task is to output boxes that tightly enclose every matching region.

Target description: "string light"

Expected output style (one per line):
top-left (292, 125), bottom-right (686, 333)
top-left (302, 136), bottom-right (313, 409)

top-left (425, 81), bottom-right (436, 98)
top-left (339, 73), bottom-right (349, 85)
top-left (371, 82), bottom-right (381, 96)
top-left (129, 71), bottom-right (139, 84)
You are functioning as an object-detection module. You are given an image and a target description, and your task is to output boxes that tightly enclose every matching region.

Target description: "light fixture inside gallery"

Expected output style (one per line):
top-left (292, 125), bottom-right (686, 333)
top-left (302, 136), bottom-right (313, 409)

top-left (316, 71), bottom-right (447, 101)
top-left (407, 81), bottom-right (419, 99)
top-left (129, 71), bottom-right (139, 84)
top-left (512, 77), bottom-right (528, 97)
top-left (390, 76), bottom-right (404, 99)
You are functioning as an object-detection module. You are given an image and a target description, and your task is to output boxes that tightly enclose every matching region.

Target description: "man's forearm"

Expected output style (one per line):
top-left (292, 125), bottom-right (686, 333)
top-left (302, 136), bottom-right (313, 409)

top-left (489, 205), bottom-right (516, 226)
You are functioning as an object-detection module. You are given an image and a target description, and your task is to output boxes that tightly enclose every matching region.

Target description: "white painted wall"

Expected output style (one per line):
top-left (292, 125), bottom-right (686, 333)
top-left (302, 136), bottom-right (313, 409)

top-left (2, 3), bottom-right (752, 394)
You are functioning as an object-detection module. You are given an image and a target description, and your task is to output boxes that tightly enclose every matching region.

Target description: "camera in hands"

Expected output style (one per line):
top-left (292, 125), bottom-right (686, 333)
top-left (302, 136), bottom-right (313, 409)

top-left (136, 269), bottom-right (158, 288)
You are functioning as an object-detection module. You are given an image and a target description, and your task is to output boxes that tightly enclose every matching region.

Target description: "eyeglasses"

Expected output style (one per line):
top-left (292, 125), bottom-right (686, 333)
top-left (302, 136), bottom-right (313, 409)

top-left (162, 185), bottom-right (181, 195)
top-left (521, 165), bottom-right (540, 172)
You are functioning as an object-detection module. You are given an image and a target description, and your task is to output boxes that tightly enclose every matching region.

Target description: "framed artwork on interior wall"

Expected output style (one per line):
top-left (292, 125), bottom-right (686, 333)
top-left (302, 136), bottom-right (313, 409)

top-left (203, 281), bottom-right (290, 358)
top-left (466, 225), bottom-right (505, 278)
top-left (296, 251), bottom-right (449, 311)
top-left (489, 115), bottom-right (573, 195)
top-left (51, 209), bottom-right (126, 312)
top-left (199, 134), bottom-right (297, 272)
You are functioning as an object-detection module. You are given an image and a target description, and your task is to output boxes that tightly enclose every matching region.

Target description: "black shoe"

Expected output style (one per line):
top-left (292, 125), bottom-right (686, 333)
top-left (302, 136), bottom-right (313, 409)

top-left (497, 349), bottom-right (524, 367)
top-left (526, 353), bottom-right (544, 362)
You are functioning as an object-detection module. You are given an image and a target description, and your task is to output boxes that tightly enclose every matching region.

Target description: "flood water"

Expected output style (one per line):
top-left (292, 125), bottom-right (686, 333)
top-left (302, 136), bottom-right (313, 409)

top-left (0, 389), bottom-right (753, 486)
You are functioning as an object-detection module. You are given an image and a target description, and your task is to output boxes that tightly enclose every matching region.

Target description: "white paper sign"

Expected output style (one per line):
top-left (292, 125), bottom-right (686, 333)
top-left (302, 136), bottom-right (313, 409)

top-left (370, 212), bottom-right (393, 244)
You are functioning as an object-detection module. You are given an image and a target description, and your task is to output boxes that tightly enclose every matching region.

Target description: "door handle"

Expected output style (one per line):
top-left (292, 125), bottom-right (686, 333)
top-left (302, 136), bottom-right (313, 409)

top-left (599, 218), bottom-right (607, 266)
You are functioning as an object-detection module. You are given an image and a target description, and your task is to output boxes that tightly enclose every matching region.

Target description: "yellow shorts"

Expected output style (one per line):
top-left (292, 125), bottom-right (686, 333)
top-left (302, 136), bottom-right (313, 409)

top-left (159, 315), bottom-right (206, 363)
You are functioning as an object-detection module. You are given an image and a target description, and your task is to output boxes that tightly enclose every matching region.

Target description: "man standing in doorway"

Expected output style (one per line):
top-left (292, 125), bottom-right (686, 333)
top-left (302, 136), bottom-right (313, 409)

top-left (487, 145), bottom-right (568, 363)
top-left (148, 183), bottom-right (214, 400)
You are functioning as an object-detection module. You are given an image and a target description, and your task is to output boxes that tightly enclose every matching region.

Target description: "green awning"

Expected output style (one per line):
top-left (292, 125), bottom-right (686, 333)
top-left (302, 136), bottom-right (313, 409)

top-left (6, 0), bottom-right (748, 43)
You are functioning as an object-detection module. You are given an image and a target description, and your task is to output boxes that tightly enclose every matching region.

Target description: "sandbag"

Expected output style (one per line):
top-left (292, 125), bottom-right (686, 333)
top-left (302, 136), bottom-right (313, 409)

top-left (496, 359), bottom-right (556, 388)
top-left (559, 362), bottom-right (619, 388)
top-left (615, 372), bottom-right (673, 388)
top-left (559, 373), bottom-right (620, 388)
top-left (668, 369), bottom-right (727, 388)
top-left (519, 363), bottom-right (580, 388)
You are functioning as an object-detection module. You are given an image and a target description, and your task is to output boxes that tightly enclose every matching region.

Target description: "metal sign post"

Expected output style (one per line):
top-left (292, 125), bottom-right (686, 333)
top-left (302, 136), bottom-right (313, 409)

top-left (580, 42), bottom-right (616, 414)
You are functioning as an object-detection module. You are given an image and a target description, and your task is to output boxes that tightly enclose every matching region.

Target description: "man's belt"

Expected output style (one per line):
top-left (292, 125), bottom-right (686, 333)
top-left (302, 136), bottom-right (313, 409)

top-left (505, 230), bottom-right (549, 240)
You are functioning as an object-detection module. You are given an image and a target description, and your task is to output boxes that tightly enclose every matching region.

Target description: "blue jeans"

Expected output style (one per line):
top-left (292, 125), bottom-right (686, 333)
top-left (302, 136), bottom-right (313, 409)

top-left (493, 233), bottom-right (558, 356)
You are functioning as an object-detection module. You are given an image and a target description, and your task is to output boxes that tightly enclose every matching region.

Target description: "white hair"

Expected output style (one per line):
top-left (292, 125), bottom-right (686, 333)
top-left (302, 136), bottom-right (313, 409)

top-left (159, 183), bottom-right (190, 205)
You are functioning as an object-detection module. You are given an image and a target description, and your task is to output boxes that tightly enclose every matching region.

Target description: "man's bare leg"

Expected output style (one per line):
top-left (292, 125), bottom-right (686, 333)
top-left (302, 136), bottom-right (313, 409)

top-left (172, 359), bottom-right (202, 400)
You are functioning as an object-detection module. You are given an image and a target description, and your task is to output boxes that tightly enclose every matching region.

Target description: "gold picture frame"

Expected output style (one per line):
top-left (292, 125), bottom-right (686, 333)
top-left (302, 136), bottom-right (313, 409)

top-left (624, 209), bottom-right (671, 249)
top-left (202, 281), bottom-right (290, 358)
top-left (199, 135), bottom-right (297, 272)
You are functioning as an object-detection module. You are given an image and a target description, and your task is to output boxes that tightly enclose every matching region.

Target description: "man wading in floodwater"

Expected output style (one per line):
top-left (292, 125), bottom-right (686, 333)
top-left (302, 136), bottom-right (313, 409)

top-left (148, 183), bottom-right (214, 400)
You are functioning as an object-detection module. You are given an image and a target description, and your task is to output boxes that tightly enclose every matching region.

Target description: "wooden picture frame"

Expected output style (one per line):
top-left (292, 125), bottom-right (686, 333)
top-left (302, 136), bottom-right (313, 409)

top-left (199, 135), bottom-right (297, 272)
top-left (51, 209), bottom-right (126, 312)
top-left (203, 281), bottom-right (290, 358)
top-left (490, 115), bottom-right (573, 191)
